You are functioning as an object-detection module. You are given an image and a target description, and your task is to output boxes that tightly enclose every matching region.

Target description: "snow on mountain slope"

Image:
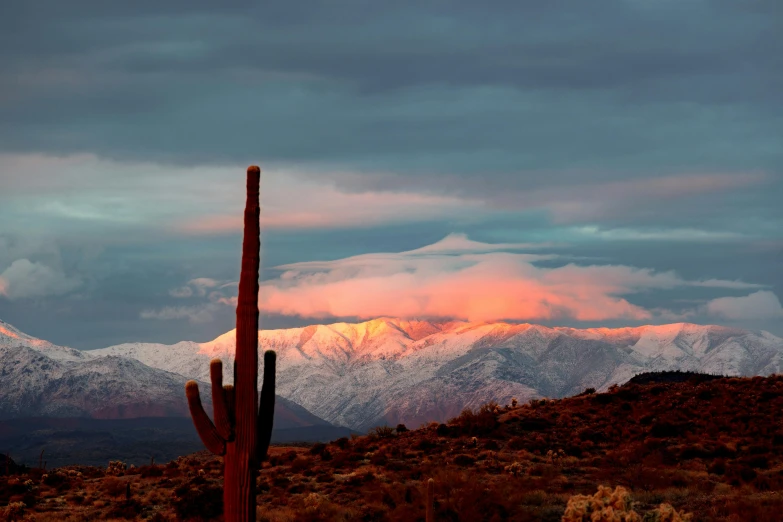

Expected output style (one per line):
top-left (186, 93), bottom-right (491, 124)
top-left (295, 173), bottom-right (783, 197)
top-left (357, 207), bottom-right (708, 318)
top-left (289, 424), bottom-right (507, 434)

top-left (0, 319), bottom-right (86, 362)
top-left (91, 318), bottom-right (783, 431)
top-left (0, 346), bottom-right (192, 418)
top-left (0, 322), bottom-right (336, 428)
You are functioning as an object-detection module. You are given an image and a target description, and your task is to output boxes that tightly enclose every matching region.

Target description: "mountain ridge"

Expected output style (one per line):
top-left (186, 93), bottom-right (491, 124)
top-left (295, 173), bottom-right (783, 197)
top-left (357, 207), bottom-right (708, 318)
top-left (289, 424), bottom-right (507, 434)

top-left (0, 319), bottom-right (338, 431)
top-left (3, 317), bottom-right (781, 430)
top-left (89, 317), bottom-right (783, 430)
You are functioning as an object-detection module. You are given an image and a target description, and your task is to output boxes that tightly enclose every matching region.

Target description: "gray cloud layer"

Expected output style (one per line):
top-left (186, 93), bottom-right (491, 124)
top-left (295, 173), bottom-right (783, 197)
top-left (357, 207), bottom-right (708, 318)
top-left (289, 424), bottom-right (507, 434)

top-left (2, 1), bottom-right (780, 168)
top-left (0, 1), bottom-right (781, 346)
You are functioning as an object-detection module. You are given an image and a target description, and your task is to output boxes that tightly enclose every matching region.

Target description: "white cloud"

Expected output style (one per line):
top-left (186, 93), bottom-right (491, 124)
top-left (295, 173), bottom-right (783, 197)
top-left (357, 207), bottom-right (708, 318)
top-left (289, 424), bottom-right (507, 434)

top-left (145, 278), bottom-right (234, 322)
top-left (705, 291), bottom-right (783, 321)
top-left (0, 259), bottom-right (81, 300)
top-left (572, 226), bottom-right (744, 242)
top-left (169, 286), bottom-right (194, 298)
top-left (168, 277), bottom-right (224, 298)
top-left (140, 304), bottom-right (220, 324)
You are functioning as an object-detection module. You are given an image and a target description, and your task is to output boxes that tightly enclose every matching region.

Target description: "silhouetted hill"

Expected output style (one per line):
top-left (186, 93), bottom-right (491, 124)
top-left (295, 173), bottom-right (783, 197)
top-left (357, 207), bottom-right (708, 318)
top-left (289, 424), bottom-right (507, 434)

top-left (627, 369), bottom-right (724, 385)
top-left (0, 417), bottom-right (354, 467)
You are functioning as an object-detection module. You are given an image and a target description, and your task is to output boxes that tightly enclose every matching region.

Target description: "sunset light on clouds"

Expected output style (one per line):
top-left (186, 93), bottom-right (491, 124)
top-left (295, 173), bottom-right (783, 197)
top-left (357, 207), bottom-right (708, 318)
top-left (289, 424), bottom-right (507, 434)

top-left (136, 234), bottom-right (775, 330)
top-left (0, 1), bottom-right (781, 348)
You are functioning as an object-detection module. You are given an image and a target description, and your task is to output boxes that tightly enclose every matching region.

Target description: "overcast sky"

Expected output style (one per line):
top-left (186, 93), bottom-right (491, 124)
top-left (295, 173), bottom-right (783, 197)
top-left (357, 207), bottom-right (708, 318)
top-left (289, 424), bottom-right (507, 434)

top-left (1, 0), bottom-right (781, 348)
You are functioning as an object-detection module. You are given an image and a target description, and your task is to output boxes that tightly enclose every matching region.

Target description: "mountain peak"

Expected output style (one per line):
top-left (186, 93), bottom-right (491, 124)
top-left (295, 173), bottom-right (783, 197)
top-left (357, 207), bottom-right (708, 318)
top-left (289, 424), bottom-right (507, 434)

top-left (0, 319), bottom-right (31, 341)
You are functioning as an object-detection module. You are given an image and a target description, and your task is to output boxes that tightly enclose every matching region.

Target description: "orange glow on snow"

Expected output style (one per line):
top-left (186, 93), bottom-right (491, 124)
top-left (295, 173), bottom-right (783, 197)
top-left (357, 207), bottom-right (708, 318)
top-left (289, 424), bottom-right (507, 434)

top-left (0, 324), bottom-right (21, 339)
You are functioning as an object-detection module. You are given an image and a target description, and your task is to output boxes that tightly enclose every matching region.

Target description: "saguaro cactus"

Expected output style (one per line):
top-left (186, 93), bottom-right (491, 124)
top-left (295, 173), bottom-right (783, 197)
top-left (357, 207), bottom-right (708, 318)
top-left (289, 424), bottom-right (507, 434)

top-left (426, 478), bottom-right (435, 522)
top-left (185, 166), bottom-right (276, 521)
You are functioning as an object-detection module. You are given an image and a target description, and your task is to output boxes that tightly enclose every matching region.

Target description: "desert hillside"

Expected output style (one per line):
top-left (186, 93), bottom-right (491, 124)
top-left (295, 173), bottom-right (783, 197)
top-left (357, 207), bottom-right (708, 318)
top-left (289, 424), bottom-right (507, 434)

top-left (2, 372), bottom-right (782, 521)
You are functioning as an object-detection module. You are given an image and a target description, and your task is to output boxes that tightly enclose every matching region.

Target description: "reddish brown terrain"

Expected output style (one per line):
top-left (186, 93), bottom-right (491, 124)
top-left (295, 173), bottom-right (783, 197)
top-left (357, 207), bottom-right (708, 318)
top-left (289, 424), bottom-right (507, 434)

top-left (2, 373), bottom-right (782, 521)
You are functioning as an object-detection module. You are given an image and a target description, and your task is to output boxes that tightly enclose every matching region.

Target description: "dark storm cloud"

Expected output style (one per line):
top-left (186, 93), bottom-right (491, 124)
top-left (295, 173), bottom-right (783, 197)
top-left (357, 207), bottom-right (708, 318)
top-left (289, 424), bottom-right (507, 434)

top-left (1, 1), bottom-right (781, 171)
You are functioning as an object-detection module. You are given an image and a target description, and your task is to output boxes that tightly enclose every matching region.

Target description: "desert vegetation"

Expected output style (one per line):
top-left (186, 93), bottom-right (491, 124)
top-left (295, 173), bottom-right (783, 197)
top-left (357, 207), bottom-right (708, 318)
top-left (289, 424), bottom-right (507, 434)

top-left (2, 372), bottom-right (783, 520)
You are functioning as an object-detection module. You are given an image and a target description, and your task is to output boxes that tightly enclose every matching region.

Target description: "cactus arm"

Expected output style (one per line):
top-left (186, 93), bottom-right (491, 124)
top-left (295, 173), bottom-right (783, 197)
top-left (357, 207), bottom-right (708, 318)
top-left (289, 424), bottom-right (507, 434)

top-left (223, 384), bottom-right (236, 424)
top-left (209, 359), bottom-right (233, 440)
top-left (257, 350), bottom-right (276, 460)
top-left (185, 380), bottom-right (226, 456)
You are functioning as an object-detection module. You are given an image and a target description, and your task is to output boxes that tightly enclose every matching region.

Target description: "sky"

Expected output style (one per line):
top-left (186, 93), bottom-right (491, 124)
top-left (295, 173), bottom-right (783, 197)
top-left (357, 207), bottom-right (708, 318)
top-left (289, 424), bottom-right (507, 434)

top-left (0, 1), bottom-right (781, 349)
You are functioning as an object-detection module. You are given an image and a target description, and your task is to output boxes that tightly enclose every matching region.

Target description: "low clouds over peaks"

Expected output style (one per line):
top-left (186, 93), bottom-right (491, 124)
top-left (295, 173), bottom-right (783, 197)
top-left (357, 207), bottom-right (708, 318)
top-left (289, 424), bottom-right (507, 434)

top-left (143, 235), bottom-right (779, 329)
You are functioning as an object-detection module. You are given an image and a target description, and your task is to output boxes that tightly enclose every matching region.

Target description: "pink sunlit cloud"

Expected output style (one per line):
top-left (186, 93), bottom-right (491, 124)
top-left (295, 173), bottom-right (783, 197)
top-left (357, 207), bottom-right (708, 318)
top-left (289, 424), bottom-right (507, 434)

top-left (147, 235), bottom-right (770, 325)
top-left (242, 236), bottom-right (764, 324)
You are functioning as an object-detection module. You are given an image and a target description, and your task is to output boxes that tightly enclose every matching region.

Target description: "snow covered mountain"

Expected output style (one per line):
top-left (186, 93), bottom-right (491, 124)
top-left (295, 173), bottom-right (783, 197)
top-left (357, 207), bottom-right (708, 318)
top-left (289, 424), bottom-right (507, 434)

top-left (0, 319), bottom-right (333, 429)
top-left (91, 318), bottom-right (783, 431)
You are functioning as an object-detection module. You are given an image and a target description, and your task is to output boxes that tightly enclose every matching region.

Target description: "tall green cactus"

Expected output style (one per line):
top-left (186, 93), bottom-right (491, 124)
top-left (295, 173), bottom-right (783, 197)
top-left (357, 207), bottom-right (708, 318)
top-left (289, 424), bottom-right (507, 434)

top-left (185, 166), bottom-right (275, 521)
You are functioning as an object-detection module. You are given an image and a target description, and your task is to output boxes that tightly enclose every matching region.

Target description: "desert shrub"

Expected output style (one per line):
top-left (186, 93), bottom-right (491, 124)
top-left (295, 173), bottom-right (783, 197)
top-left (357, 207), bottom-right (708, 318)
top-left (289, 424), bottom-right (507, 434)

top-left (106, 460), bottom-right (127, 476)
top-left (504, 462), bottom-right (524, 476)
top-left (42, 470), bottom-right (69, 487)
top-left (436, 424), bottom-right (450, 436)
top-left (451, 402), bottom-right (499, 435)
top-left (431, 468), bottom-right (510, 522)
top-left (66, 492), bottom-right (85, 504)
top-left (738, 454), bottom-right (770, 469)
top-left (725, 464), bottom-right (757, 485)
top-left (102, 477), bottom-right (127, 497)
top-left (578, 388), bottom-right (596, 396)
top-left (370, 452), bottom-right (388, 466)
top-left (642, 503), bottom-right (693, 521)
top-left (484, 439), bottom-right (500, 450)
top-left (315, 473), bottom-right (334, 483)
top-left (578, 428), bottom-right (604, 443)
top-left (416, 439), bottom-right (435, 451)
top-left (649, 422), bottom-right (687, 438)
top-left (594, 393), bottom-right (616, 405)
top-left (140, 465), bottom-right (163, 478)
top-left (507, 436), bottom-right (526, 450)
top-left (328, 452), bottom-right (350, 469)
top-left (288, 483), bottom-right (305, 494)
top-left (707, 459), bottom-right (726, 475)
top-left (333, 437), bottom-right (349, 449)
top-left (1, 501), bottom-right (26, 521)
top-left (290, 457), bottom-right (310, 473)
top-left (369, 425), bottom-right (395, 438)
top-left (163, 465), bottom-right (183, 478)
top-left (453, 454), bottom-right (476, 466)
top-left (517, 417), bottom-right (554, 432)
top-left (271, 475), bottom-right (290, 488)
top-left (308, 442), bottom-right (327, 456)
top-left (105, 498), bottom-right (143, 519)
top-left (173, 477), bottom-right (222, 521)
top-left (395, 424), bottom-right (409, 433)
top-left (562, 486), bottom-right (645, 522)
